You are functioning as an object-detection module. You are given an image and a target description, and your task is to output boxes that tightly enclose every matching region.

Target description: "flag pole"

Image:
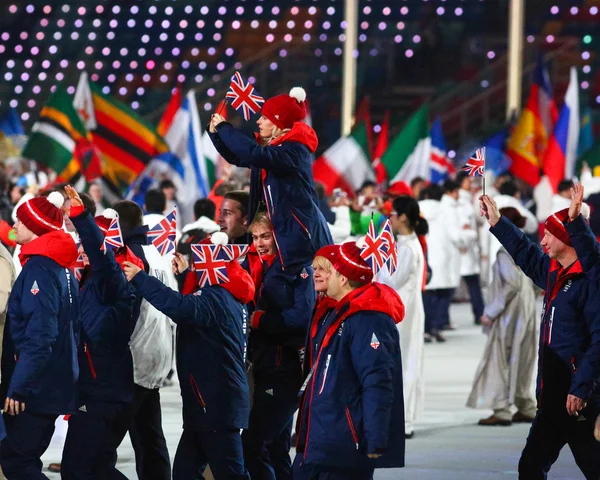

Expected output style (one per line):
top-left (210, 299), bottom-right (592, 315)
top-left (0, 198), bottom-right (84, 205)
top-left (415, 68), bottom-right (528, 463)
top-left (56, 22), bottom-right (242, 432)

top-left (216, 99), bottom-right (228, 116)
top-left (483, 146), bottom-right (486, 196)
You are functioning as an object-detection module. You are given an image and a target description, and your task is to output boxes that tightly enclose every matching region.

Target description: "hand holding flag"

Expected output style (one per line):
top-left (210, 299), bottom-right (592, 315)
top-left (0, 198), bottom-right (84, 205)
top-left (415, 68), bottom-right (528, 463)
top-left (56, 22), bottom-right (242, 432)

top-left (147, 209), bottom-right (177, 256)
top-left (225, 71), bottom-right (265, 121)
top-left (462, 147), bottom-right (486, 194)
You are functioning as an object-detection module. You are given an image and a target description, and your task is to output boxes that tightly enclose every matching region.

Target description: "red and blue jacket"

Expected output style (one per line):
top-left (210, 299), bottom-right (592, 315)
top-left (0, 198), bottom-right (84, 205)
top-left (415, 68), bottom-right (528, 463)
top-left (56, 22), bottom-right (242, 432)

top-left (492, 216), bottom-right (600, 409)
top-left (295, 283), bottom-right (406, 469)
top-left (71, 210), bottom-right (138, 404)
top-left (208, 122), bottom-right (333, 268)
top-left (245, 248), bottom-right (316, 387)
top-left (130, 261), bottom-right (255, 431)
top-left (1, 230), bottom-right (80, 415)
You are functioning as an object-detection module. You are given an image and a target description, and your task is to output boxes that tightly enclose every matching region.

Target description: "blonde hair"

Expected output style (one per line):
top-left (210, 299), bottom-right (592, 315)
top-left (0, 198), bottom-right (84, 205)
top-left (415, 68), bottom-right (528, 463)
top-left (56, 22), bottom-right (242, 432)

top-left (312, 255), bottom-right (333, 273)
top-left (248, 211), bottom-right (272, 233)
top-left (268, 126), bottom-right (291, 143)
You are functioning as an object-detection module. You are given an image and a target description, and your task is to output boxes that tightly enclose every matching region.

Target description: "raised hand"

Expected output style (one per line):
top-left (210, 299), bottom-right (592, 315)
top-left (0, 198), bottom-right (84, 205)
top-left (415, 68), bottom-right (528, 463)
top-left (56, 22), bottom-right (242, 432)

top-left (209, 113), bottom-right (226, 133)
top-left (569, 183), bottom-right (584, 221)
top-left (65, 185), bottom-right (83, 208)
top-left (122, 261), bottom-right (142, 282)
top-left (479, 195), bottom-right (501, 227)
top-left (172, 252), bottom-right (189, 275)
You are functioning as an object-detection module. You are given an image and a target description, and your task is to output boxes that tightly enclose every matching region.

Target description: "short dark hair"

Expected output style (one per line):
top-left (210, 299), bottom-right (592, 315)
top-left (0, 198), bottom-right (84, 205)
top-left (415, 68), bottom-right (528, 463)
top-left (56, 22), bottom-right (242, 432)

top-left (422, 184), bottom-right (444, 201)
top-left (177, 228), bottom-right (209, 255)
top-left (498, 180), bottom-right (519, 197)
top-left (159, 179), bottom-right (176, 190)
top-left (443, 179), bottom-right (459, 194)
top-left (194, 198), bottom-right (216, 220)
top-left (314, 182), bottom-right (326, 200)
top-left (79, 192), bottom-right (96, 216)
top-left (557, 179), bottom-right (574, 194)
top-left (215, 181), bottom-right (236, 196)
top-left (455, 171), bottom-right (470, 187)
top-left (112, 200), bottom-right (143, 234)
top-left (410, 177), bottom-right (425, 188)
top-left (144, 189), bottom-right (166, 214)
top-left (359, 180), bottom-right (376, 193)
top-left (223, 190), bottom-right (249, 218)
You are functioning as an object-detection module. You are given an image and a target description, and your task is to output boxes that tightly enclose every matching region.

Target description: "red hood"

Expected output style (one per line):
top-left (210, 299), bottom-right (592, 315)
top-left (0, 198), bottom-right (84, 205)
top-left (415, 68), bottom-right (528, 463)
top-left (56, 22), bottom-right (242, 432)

top-left (264, 122), bottom-right (318, 153)
top-left (337, 282), bottom-right (405, 325)
top-left (19, 230), bottom-right (79, 268)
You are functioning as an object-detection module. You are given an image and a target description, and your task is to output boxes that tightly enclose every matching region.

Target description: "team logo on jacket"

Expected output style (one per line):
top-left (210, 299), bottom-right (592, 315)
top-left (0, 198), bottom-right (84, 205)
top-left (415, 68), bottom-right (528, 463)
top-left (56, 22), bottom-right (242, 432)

top-left (300, 268), bottom-right (309, 280)
top-left (30, 281), bottom-right (40, 296)
top-left (370, 333), bottom-right (381, 350)
top-left (563, 280), bottom-right (572, 293)
top-left (193, 290), bottom-right (203, 296)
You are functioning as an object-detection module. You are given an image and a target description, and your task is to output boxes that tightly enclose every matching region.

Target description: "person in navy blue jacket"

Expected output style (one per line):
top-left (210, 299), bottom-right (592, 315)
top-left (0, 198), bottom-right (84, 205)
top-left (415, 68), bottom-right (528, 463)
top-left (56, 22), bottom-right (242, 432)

top-left (0, 192), bottom-right (80, 479)
top-left (242, 211), bottom-right (316, 480)
top-left (480, 194), bottom-right (600, 479)
top-left (60, 187), bottom-right (141, 479)
top-left (122, 240), bottom-right (255, 480)
top-left (208, 86), bottom-right (333, 268)
top-left (294, 242), bottom-right (406, 480)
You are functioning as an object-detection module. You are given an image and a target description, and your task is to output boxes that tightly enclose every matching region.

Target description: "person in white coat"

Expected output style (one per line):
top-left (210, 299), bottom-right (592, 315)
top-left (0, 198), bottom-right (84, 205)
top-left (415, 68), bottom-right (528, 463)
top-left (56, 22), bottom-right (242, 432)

top-left (377, 196), bottom-right (426, 439)
top-left (467, 207), bottom-right (538, 426)
top-left (419, 181), bottom-right (476, 341)
top-left (456, 173), bottom-right (484, 325)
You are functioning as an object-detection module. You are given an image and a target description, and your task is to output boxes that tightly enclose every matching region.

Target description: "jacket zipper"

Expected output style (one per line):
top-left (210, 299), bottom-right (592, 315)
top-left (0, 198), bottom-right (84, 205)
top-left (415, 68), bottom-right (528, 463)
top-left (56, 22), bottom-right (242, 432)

top-left (267, 185), bottom-right (275, 214)
top-left (84, 343), bottom-right (97, 380)
top-left (547, 307), bottom-right (555, 345)
top-left (345, 406), bottom-right (360, 450)
top-left (291, 210), bottom-right (312, 239)
top-left (189, 374), bottom-right (207, 413)
top-left (318, 354), bottom-right (331, 395)
top-left (262, 178), bottom-right (285, 268)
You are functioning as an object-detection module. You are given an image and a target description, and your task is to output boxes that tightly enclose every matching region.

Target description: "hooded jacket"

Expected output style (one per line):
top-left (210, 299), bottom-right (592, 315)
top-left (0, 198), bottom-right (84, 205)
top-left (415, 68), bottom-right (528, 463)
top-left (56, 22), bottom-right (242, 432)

top-left (71, 210), bottom-right (138, 403)
top-left (1, 230), bottom-right (80, 415)
top-left (295, 283), bottom-right (406, 469)
top-left (131, 260), bottom-right (255, 431)
top-left (491, 216), bottom-right (600, 409)
top-left (209, 122), bottom-right (333, 268)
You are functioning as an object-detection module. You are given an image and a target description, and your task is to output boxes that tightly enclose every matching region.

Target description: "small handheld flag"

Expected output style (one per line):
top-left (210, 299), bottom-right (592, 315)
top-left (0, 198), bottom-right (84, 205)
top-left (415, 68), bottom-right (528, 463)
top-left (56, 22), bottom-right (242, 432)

top-left (217, 244), bottom-right (250, 261)
top-left (461, 147), bottom-right (486, 177)
top-left (360, 220), bottom-right (386, 276)
top-left (226, 72), bottom-right (265, 121)
top-left (101, 217), bottom-right (124, 253)
top-left (73, 242), bottom-right (86, 281)
top-left (147, 209), bottom-right (177, 256)
top-left (379, 219), bottom-right (398, 275)
top-left (191, 244), bottom-right (230, 288)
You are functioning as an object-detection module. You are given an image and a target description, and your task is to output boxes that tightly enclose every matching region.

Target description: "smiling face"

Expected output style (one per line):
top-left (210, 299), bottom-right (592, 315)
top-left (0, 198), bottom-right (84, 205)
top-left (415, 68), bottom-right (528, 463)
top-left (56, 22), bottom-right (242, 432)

top-left (217, 198), bottom-right (247, 242)
top-left (257, 115), bottom-right (276, 139)
top-left (13, 219), bottom-right (37, 245)
top-left (541, 229), bottom-right (569, 260)
top-left (251, 224), bottom-right (276, 256)
top-left (312, 256), bottom-right (332, 293)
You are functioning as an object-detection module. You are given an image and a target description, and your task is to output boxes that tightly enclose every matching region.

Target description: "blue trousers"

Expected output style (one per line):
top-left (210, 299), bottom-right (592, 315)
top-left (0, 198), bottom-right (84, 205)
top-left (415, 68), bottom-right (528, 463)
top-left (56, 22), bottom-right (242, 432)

top-left (292, 456), bottom-right (374, 480)
top-left (172, 428), bottom-right (249, 480)
top-left (0, 411), bottom-right (57, 480)
top-left (423, 288), bottom-right (454, 333)
top-left (463, 274), bottom-right (484, 321)
top-left (62, 400), bottom-right (132, 479)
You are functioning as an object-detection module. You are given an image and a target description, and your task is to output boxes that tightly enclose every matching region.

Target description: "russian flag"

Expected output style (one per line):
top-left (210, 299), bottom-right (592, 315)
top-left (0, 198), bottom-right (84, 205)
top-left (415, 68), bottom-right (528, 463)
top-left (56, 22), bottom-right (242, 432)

top-left (430, 117), bottom-right (451, 184)
top-left (543, 67), bottom-right (580, 193)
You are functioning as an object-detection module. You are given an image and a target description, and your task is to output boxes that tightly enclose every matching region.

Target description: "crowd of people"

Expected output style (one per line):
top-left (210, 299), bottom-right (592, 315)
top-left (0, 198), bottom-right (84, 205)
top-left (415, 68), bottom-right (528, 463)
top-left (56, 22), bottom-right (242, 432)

top-left (0, 84), bottom-right (600, 480)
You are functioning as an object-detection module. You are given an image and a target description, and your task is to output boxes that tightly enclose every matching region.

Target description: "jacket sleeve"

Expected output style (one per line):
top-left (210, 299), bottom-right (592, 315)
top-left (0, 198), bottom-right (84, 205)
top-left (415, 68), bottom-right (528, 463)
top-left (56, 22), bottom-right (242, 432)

top-left (489, 216), bottom-right (550, 290)
top-left (252, 274), bottom-right (315, 335)
top-left (565, 214), bottom-right (600, 275)
top-left (0, 256), bottom-right (12, 315)
top-left (8, 265), bottom-right (60, 400)
top-left (131, 271), bottom-right (218, 327)
top-left (212, 123), bottom-right (304, 175)
top-left (484, 251), bottom-right (521, 319)
top-left (348, 313), bottom-right (396, 454)
top-left (71, 210), bottom-right (129, 301)
top-left (571, 284), bottom-right (600, 400)
top-left (207, 127), bottom-right (242, 166)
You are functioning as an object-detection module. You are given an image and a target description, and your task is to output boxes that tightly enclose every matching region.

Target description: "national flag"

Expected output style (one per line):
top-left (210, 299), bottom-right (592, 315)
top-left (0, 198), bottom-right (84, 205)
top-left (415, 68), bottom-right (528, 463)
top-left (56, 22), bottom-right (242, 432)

top-left (101, 217), bottom-right (124, 252)
top-left (360, 220), bottom-right (386, 275)
top-left (379, 218), bottom-right (397, 275)
top-left (578, 107), bottom-right (594, 158)
top-left (21, 86), bottom-right (98, 188)
top-left (429, 117), bottom-right (452, 184)
top-left (372, 110), bottom-right (390, 186)
top-left (483, 128), bottom-right (512, 177)
top-left (577, 140), bottom-right (600, 176)
top-left (313, 120), bottom-right (373, 196)
top-left (147, 209), bottom-right (177, 256)
top-left (543, 67), bottom-right (580, 193)
top-left (73, 253), bottom-right (86, 282)
top-left (353, 97), bottom-right (374, 159)
top-left (74, 73), bottom-right (169, 193)
top-left (226, 71), bottom-right (265, 121)
top-left (157, 85), bottom-right (182, 137)
top-left (0, 107), bottom-right (25, 158)
top-left (152, 90), bottom-right (209, 225)
top-left (217, 244), bottom-right (250, 261)
top-left (381, 104), bottom-right (431, 184)
top-left (506, 57), bottom-right (558, 186)
top-left (191, 244), bottom-right (230, 287)
top-left (462, 147), bottom-right (486, 177)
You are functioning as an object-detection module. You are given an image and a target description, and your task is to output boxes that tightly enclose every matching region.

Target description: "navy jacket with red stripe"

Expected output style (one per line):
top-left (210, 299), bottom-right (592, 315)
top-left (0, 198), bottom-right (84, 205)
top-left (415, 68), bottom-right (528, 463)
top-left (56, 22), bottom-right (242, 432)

top-left (208, 122), bottom-right (333, 268)
top-left (492, 216), bottom-right (600, 409)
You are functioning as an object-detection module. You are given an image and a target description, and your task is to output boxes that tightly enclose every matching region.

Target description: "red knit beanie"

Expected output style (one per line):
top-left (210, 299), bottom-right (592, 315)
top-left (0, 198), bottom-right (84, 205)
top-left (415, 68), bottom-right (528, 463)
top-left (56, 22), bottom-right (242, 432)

top-left (16, 192), bottom-right (65, 237)
top-left (315, 242), bottom-right (373, 284)
top-left (94, 208), bottom-right (118, 234)
top-left (261, 87), bottom-right (307, 129)
top-left (544, 208), bottom-right (571, 246)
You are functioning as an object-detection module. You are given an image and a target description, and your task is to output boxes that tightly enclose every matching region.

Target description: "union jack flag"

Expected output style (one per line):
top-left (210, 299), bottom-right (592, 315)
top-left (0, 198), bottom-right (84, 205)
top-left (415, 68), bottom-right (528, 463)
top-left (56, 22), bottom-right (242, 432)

top-left (217, 244), bottom-right (250, 261)
top-left (147, 209), bottom-right (177, 256)
top-left (101, 217), bottom-right (124, 253)
top-left (360, 220), bottom-right (386, 276)
top-left (379, 219), bottom-right (398, 275)
top-left (461, 147), bottom-right (486, 177)
top-left (226, 71), bottom-right (265, 121)
top-left (73, 243), bottom-right (86, 282)
top-left (191, 244), bottom-right (230, 288)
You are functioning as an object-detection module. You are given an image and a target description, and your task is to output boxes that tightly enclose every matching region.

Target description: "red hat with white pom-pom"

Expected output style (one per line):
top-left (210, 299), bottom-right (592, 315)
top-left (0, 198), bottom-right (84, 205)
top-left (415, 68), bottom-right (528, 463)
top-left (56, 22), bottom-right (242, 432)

top-left (315, 241), bottom-right (373, 285)
top-left (261, 87), bottom-right (307, 130)
top-left (94, 208), bottom-right (118, 235)
top-left (16, 191), bottom-right (65, 237)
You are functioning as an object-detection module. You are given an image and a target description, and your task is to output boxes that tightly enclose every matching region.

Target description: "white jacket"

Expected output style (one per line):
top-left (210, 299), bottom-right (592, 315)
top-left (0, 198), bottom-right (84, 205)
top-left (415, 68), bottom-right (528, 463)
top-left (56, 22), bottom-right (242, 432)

top-left (181, 216), bottom-right (220, 235)
top-left (130, 244), bottom-right (177, 389)
top-left (328, 205), bottom-right (352, 244)
top-left (457, 189), bottom-right (480, 276)
top-left (419, 195), bottom-right (476, 290)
